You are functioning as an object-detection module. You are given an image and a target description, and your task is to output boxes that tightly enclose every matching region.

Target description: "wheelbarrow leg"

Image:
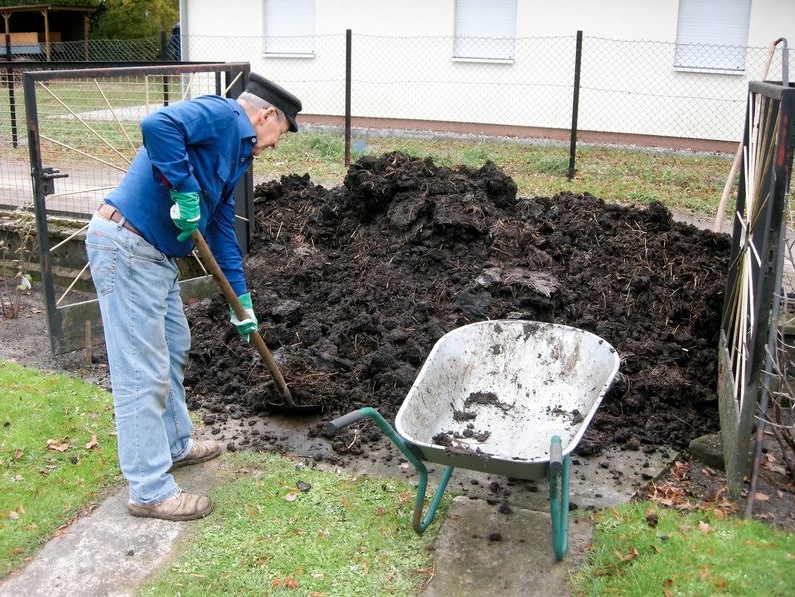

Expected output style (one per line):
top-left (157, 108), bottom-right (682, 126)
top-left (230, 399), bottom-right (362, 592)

top-left (326, 407), bottom-right (454, 533)
top-left (548, 435), bottom-right (571, 561)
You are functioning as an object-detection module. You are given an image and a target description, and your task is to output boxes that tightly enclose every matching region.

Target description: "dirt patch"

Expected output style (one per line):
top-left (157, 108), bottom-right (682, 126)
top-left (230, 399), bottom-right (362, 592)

top-left (184, 151), bottom-right (729, 457)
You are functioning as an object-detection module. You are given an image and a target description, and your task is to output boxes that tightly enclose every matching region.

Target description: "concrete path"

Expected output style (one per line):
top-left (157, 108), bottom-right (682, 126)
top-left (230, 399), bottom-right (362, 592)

top-left (0, 442), bottom-right (669, 596)
top-left (0, 461), bottom-right (223, 597)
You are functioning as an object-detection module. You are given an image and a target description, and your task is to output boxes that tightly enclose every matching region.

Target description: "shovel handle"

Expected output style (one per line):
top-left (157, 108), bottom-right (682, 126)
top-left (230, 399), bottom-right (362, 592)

top-left (191, 230), bottom-right (295, 406)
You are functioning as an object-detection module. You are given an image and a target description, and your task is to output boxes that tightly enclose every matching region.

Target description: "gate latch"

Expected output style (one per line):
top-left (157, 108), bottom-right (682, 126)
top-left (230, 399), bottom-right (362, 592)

top-left (40, 167), bottom-right (69, 196)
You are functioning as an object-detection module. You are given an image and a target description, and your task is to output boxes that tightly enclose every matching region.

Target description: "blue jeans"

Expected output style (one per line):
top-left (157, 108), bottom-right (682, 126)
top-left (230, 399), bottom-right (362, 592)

top-left (86, 214), bottom-right (193, 505)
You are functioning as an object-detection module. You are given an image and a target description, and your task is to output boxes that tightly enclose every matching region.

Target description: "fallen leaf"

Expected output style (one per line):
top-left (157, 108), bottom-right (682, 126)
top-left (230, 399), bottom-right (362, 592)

top-left (698, 521), bottom-right (711, 533)
top-left (85, 435), bottom-right (98, 450)
top-left (271, 576), bottom-right (299, 589)
top-left (8, 511), bottom-right (20, 520)
top-left (753, 492), bottom-right (770, 502)
top-left (614, 547), bottom-right (638, 562)
top-left (13, 449), bottom-right (23, 460)
top-left (284, 492), bottom-right (298, 502)
top-left (712, 577), bottom-right (728, 590)
top-left (46, 439), bottom-right (71, 452)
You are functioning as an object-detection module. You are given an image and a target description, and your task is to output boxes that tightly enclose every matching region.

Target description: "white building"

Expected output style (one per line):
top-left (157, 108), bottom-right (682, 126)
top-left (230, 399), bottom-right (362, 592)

top-left (178, 1), bottom-right (795, 144)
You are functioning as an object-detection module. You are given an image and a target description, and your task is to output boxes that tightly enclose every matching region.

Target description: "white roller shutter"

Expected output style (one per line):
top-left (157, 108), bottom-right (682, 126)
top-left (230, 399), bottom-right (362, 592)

top-left (454, 0), bottom-right (517, 61)
top-left (675, 0), bottom-right (751, 71)
top-left (263, 0), bottom-right (315, 55)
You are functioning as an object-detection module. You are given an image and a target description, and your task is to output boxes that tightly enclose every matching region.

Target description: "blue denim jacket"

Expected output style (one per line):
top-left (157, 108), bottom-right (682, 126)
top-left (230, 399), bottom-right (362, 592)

top-left (105, 95), bottom-right (257, 296)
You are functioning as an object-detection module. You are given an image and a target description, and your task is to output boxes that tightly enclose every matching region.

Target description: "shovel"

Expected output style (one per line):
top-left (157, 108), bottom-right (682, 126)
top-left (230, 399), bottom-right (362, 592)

top-left (191, 230), bottom-right (318, 413)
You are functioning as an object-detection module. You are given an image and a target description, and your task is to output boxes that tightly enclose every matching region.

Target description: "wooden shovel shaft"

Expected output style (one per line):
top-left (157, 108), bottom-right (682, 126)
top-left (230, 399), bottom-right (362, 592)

top-left (191, 230), bottom-right (295, 406)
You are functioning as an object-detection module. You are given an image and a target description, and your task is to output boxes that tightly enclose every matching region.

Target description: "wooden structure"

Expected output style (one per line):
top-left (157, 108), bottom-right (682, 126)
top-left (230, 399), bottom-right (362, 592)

top-left (2, 3), bottom-right (96, 61)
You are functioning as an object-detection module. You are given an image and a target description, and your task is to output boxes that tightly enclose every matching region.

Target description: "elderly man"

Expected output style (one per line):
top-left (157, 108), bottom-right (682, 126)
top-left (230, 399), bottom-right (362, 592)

top-left (86, 74), bottom-right (301, 520)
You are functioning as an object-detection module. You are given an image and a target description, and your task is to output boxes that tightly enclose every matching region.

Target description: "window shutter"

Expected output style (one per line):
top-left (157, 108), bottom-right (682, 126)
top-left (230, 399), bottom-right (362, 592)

top-left (264, 0), bottom-right (315, 55)
top-left (454, 0), bottom-right (517, 60)
top-left (675, 0), bottom-right (751, 71)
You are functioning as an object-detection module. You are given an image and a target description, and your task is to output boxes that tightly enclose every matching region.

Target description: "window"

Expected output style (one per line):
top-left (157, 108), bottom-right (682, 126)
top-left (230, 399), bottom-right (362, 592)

top-left (263, 0), bottom-right (315, 56)
top-left (454, 0), bottom-right (517, 61)
top-left (674, 0), bottom-right (751, 72)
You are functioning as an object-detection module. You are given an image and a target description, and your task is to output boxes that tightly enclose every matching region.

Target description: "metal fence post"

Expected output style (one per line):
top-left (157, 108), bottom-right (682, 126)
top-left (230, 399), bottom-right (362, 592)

top-left (345, 29), bottom-right (352, 168)
top-left (4, 32), bottom-right (18, 148)
top-left (568, 30), bottom-right (583, 180)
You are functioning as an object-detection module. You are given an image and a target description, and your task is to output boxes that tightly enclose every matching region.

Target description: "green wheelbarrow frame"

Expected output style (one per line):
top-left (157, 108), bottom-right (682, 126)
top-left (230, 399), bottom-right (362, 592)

top-left (326, 406), bottom-right (572, 561)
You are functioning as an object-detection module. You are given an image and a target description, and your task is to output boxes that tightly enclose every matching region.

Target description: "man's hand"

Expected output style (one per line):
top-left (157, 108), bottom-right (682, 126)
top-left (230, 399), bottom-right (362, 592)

top-left (170, 191), bottom-right (201, 242)
top-left (229, 292), bottom-right (258, 342)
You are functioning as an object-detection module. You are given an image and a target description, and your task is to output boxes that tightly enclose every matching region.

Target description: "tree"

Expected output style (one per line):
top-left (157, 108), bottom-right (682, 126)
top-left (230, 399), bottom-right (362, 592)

top-left (90, 0), bottom-right (178, 39)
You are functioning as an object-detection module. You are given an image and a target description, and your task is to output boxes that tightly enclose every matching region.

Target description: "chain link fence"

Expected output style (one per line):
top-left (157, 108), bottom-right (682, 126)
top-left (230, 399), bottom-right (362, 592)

top-left (181, 33), bottom-right (791, 142)
top-left (2, 32), bottom-right (793, 214)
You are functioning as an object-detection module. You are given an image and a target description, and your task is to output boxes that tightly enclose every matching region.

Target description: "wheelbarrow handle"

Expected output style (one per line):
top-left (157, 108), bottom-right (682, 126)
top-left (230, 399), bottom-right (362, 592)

top-left (325, 410), bottom-right (368, 434)
top-left (325, 407), bottom-right (453, 534)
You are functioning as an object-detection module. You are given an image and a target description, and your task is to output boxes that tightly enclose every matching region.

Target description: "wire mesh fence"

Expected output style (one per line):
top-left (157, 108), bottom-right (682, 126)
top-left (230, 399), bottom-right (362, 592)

top-left (2, 32), bottom-right (793, 215)
top-left (181, 33), bottom-right (792, 142)
top-left (12, 63), bottom-right (248, 354)
top-left (3, 36), bottom-right (162, 63)
top-left (1, 64), bottom-right (232, 217)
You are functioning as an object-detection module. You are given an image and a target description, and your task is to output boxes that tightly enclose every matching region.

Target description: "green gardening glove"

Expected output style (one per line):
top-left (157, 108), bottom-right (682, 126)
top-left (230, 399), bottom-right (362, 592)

top-left (169, 191), bottom-right (201, 242)
top-left (229, 292), bottom-right (258, 342)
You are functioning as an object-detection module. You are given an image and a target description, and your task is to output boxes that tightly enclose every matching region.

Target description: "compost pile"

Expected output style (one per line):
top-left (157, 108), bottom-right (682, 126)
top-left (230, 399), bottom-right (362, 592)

top-left (184, 152), bottom-right (731, 457)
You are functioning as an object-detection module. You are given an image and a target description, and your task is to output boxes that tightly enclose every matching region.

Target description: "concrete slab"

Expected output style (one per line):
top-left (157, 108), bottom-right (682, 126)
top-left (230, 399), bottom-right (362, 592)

top-left (0, 461), bottom-right (223, 597)
top-left (420, 496), bottom-right (592, 597)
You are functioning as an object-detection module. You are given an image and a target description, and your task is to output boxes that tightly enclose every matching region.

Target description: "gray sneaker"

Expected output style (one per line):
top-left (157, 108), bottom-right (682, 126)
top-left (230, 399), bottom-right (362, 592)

top-left (128, 491), bottom-right (213, 521)
top-left (168, 439), bottom-right (222, 472)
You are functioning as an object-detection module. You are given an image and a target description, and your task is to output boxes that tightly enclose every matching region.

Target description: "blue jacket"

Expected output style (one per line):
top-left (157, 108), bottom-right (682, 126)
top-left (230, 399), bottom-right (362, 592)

top-left (104, 95), bottom-right (258, 296)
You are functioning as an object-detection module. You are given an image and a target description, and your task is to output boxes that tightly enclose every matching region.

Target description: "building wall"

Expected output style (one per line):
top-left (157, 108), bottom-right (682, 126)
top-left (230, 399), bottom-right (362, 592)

top-left (180, 0), bottom-right (795, 142)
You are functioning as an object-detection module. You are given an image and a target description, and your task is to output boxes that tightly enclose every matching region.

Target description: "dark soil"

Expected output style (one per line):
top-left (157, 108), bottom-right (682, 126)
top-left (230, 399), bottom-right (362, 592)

top-left (183, 151), bottom-right (731, 458)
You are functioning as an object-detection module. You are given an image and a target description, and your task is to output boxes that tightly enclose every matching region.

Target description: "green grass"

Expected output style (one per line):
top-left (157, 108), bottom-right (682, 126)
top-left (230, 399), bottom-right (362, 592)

top-left (2, 75), bottom-right (737, 216)
top-left (0, 361), bottom-right (120, 579)
top-left (254, 131), bottom-right (735, 215)
top-left (570, 501), bottom-right (795, 597)
top-left (140, 451), bottom-right (445, 596)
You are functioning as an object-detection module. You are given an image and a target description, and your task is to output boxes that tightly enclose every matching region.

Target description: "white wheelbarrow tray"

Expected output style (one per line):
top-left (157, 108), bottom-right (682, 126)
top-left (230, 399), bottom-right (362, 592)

top-left (327, 320), bottom-right (620, 560)
top-left (395, 319), bottom-right (620, 479)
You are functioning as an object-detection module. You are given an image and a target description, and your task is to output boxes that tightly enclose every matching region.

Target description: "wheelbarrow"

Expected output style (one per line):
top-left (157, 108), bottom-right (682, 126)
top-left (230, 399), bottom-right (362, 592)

top-left (327, 320), bottom-right (620, 560)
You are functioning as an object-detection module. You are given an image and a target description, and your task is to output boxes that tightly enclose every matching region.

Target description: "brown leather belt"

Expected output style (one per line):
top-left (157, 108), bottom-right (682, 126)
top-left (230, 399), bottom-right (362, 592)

top-left (96, 203), bottom-right (142, 237)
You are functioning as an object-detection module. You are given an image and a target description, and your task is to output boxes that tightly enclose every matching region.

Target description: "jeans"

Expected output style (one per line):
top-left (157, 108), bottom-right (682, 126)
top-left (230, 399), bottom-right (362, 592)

top-left (86, 213), bottom-right (193, 505)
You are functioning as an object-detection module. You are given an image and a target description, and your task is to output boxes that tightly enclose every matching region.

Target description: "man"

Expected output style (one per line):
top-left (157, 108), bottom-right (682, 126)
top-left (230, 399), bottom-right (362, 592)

top-left (85, 73), bottom-right (302, 521)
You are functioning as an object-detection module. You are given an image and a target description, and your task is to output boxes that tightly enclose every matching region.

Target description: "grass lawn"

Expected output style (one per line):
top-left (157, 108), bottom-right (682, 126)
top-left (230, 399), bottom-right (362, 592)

top-left (570, 501), bottom-right (795, 596)
top-left (140, 452), bottom-right (445, 596)
top-left (253, 130), bottom-right (736, 215)
top-left (0, 361), bottom-right (121, 579)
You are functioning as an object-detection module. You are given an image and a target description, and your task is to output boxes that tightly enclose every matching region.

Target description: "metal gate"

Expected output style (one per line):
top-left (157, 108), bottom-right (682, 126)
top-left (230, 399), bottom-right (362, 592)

top-left (718, 78), bottom-right (795, 497)
top-left (24, 62), bottom-right (254, 354)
